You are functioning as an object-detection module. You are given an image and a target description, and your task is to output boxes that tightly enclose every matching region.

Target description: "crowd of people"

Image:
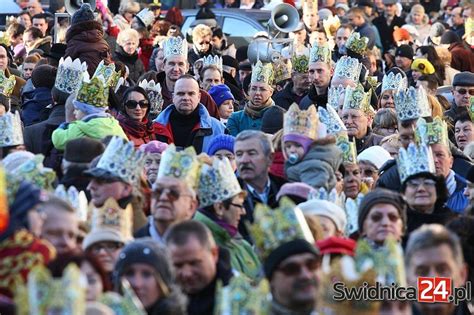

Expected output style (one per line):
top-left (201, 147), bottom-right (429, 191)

top-left (0, 0), bottom-right (473, 314)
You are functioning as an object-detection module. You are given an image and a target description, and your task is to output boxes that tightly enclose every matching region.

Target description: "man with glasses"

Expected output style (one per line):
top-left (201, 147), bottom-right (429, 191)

top-left (445, 72), bottom-right (474, 122)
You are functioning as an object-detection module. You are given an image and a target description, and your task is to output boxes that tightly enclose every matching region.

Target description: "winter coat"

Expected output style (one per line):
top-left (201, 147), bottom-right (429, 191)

top-left (195, 211), bottom-right (261, 279)
top-left (404, 205), bottom-right (458, 240)
top-left (355, 130), bottom-right (384, 154)
top-left (372, 14), bottom-right (405, 53)
top-left (285, 137), bottom-right (343, 191)
top-left (21, 87), bottom-right (53, 126)
top-left (187, 46), bottom-right (221, 69)
top-left (355, 22), bottom-right (377, 49)
top-left (117, 114), bottom-right (155, 148)
top-left (272, 82), bottom-right (306, 110)
top-left (448, 42), bottom-right (474, 73)
top-left (65, 20), bottom-right (112, 76)
top-left (113, 45), bottom-right (145, 84)
top-left (52, 113), bottom-right (127, 151)
top-left (270, 151), bottom-right (286, 181)
top-left (153, 104), bottom-right (225, 154)
top-left (139, 37), bottom-right (154, 71)
top-left (145, 289), bottom-right (187, 315)
top-left (299, 85), bottom-right (328, 110)
top-left (227, 104), bottom-right (274, 136)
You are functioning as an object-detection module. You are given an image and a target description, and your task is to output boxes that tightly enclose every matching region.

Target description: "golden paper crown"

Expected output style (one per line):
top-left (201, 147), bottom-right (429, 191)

top-left (343, 84), bottom-right (374, 116)
top-left (54, 184), bottom-right (88, 222)
top-left (93, 60), bottom-right (121, 88)
top-left (251, 60), bottom-right (274, 86)
top-left (292, 53), bottom-right (309, 73)
top-left (248, 197), bottom-right (315, 260)
top-left (157, 144), bottom-right (201, 189)
top-left (272, 58), bottom-right (292, 84)
top-left (397, 142), bottom-right (436, 183)
top-left (75, 76), bottom-right (109, 108)
top-left (345, 32), bottom-right (369, 55)
top-left (323, 15), bottom-right (341, 38)
top-left (99, 281), bottom-right (146, 315)
top-left (414, 117), bottom-right (449, 147)
top-left (283, 103), bottom-right (319, 140)
top-left (302, 0), bottom-right (318, 13)
top-left (309, 42), bottom-right (332, 64)
top-left (10, 154), bottom-right (56, 191)
top-left (0, 69), bottom-right (16, 97)
top-left (337, 134), bottom-right (357, 164)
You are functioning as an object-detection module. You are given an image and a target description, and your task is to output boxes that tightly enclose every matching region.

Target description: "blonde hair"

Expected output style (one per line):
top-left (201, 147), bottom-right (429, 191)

top-left (192, 24), bottom-right (212, 43)
top-left (119, 0), bottom-right (140, 15)
top-left (434, 46), bottom-right (452, 65)
top-left (117, 28), bottom-right (140, 46)
top-left (427, 94), bottom-right (443, 119)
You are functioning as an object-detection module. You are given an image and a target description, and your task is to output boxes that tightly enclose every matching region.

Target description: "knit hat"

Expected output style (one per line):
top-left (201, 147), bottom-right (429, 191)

top-left (31, 65), bottom-right (57, 89)
top-left (395, 45), bottom-right (414, 60)
top-left (139, 140), bottom-right (168, 154)
top-left (282, 134), bottom-right (314, 154)
top-left (206, 134), bottom-right (235, 156)
top-left (299, 199), bottom-right (347, 232)
top-left (440, 30), bottom-right (461, 45)
top-left (71, 3), bottom-right (95, 25)
top-left (64, 137), bottom-right (105, 163)
top-left (358, 188), bottom-right (407, 235)
top-left (208, 84), bottom-right (235, 107)
top-left (276, 182), bottom-right (316, 202)
top-left (411, 59), bottom-right (435, 75)
top-left (261, 105), bottom-right (286, 134)
top-left (357, 146), bottom-right (392, 169)
top-left (452, 72), bottom-right (474, 87)
top-left (316, 237), bottom-right (356, 256)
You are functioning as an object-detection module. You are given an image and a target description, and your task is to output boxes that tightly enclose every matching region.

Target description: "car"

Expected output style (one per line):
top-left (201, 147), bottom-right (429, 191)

top-left (0, 1), bottom-right (21, 31)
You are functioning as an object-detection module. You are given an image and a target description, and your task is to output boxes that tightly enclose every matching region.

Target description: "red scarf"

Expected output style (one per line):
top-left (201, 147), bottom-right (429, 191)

top-left (117, 113), bottom-right (154, 139)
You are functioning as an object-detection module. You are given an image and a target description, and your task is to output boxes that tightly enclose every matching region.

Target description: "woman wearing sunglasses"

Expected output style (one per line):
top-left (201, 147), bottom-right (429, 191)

top-left (117, 86), bottom-right (155, 148)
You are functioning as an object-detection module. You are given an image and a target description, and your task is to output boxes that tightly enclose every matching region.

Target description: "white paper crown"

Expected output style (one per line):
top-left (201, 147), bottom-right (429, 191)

top-left (96, 137), bottom-right (145, 185)
top-left (54, 184), bottom-right (88, 222)
top-left (198, 157), bottom-right (243, 208)
top-left (163, 36), bottom-right (188, 59)
top-left (136, 8), bottom-right (155, 27)
top-left (394, 86), bottom-right (431, 122)
top-left (138, 79), bottom-right (163, 115)
top-left (307, 187), bottom-right (338, 203)
top-left (333, 56), bottom-right (362, 83)
top-left (318, 106), bottom-right (347, 136)
top-left (381, 72), bottom-right (407, 93)
top-left (327, 85), bottom-right (345, 111)
top-left (309, 42), bottom-right (332, 64)
top-left (397, 143), bottom-right (436, 183)
top-left (55, 57), bottom-right (88, 94)
top-left (202, 55), bottom-right (223, 72)
top-left (0, 111), bottom-right (23, 147)
top-left (251, 60), bottom-right (274, 85)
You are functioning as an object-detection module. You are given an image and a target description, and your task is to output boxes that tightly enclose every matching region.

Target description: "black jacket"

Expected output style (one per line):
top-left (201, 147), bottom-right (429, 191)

top-left (372, 14), bottom-right (405, 53)
top-left (299, 85), bottom-right (328, 110)
top-left (113, 45), bottom-right (145, 84)
top-left (272, 82), bottom-right (307, 110)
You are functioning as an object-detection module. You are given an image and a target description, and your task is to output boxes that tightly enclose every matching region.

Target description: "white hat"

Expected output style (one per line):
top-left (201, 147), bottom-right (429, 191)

top-left (357, 145), bottom-right (392, 169)
top-left (298, 199), bottom-right (347, 232)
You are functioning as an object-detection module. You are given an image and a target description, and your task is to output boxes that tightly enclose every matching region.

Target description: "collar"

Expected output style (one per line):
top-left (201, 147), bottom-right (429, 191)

top-left (148, 216), bottom-right (165, 244)
top-left (246, 179), bottom-right (271, 203)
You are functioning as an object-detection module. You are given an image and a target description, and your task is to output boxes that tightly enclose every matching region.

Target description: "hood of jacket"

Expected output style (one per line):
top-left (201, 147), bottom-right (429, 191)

top-left (66, 20), bottom-right (104, 43)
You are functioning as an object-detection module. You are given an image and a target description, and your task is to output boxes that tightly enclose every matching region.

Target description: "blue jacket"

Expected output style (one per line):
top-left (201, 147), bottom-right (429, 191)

top-left (446, 173), bottom-right (469, 214)
top-left (21, 87), bottom-right (53, 126)
top-left (227, 106), bottom-right (273, 136)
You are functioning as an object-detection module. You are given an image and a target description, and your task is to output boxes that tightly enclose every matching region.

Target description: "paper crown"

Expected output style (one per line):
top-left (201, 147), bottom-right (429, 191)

top-left (248, 197), bottom-right (315, 260)
top-left (202, 55), bottom-right (223, 72)
top-left (55, 57), bottom-right (88, 94)
top-left (307, 187), bottom-right (338, 203)
top-left (99, 281), bottom-right (146, 315)
top-left (394, 86), bottom-right (431, 122)
top-left (318, 106), bottom-right (347, 136)
top-left (334, 56), bottom-right (362, 82)
top-left (12, 154), bottom-right (56, 191)
top-left (251, 60), bottom-right (274, 86)
top-left (345, 32), bottom-right (369, 55)
top-left (157, 144), bottom-right (201, 189)
top-left (302, 0), bottom-right (318, 13)
top-left (214, 276), bottom-right (270, 315)
top-left (75, 76), bottom-right (109, 108)
top-left (93, 60), bottom-right (121, 88)
top-left (138, 79), bottom-right (163, 115)
top-left (198, 157), bottom-right (243, 208)
top-left (397, 142), bottom-right (436, 183)
top-left (343, 84), bottom-right (374, 116)
top-left (0, 70), bottom-right (16, 97)
top-left (327, 85), bottom-right (345, 111)
top-left (163, 36), bottom-right (188, 59)
top-left (309, 42), bottom-right (332, 64)
top-left (337, 134), bottom-right (357, 164)
top-left (284, 103), bottom-right (319, 140)
top-left (272, 58), bottom-right (291, 84)
top-left (323, 15), bottom-right (341, 38)
top-left (54, 184), bottom-right (88, 222)
top-left (95, 137), bottom-right (145, 185)
top-left (415, 117), bottom-right (449, 147)
top-left (345, 194), bottom-right (364, 235)
top-left (381, 71), bottom-right (408, 93)
top-left (0, 111), bottom-right (23, 147)
top-left (292, 53), bottom-right (309, 73)
top-left (136, 8), bottom-right (155, 27)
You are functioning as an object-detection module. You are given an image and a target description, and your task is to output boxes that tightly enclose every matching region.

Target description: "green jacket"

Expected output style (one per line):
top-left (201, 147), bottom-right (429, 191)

top-left (194, 211), bottom-right (261, 279)
top-left (52, 115), bottom-right (127, 150)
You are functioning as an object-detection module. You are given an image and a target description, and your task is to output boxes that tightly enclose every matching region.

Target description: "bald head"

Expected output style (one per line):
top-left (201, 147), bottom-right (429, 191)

top-left (173, 75), bottom-right (201, 115)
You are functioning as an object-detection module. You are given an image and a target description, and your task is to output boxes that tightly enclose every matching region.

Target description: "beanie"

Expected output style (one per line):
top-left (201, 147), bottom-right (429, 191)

top-left (261, 105), bottom-right (286, 134)
top-left (316, 237), bottom-right (356, 256)
top-left (276, 182), bottom-right (316, 202)
top-left (358, 188), bottom-right (407, 235)
top-left (222, 55), bottom-right (239, 71)
top-left (440, 30), bottom-right (461, 45)
top-left (139, 140), bottom-right (169, 154)
top-left (395, 45), bottom-right (414, 60)
top-left (282, 134), bottom-right (314, 154)
top-left (206, 134), bottom-right (235, 156)
top-left (71, 3), bottom-right (95, 25)
top-left (411, 59), bottom-right (435, 75)
top-left (357, 146), bottom-right (393, 169)
top-left (208, 84), bottom-right (234, 107)
top-left (31, 65), bottom-right (57, 89)
top-left (64, 137), bottom-right (105, 163)
top-left (299, 199), bottom-right (347, 233)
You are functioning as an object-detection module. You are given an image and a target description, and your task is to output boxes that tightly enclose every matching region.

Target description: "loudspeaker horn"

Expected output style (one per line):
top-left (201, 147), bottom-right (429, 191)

top-left (65, 0), bottom-right (96, 15)
top-left (268, 3), bottom-right (300, 34)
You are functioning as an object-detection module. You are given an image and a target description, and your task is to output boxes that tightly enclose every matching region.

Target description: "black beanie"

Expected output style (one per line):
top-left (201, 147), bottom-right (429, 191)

top-left (264, 239), bottom-right (319, 279)
top-left (261, 105), bottom-right (286, 134)
top-left (440, 30), bottom-right (461, 45)
top-left (64, 137), bottom-right (105, 163)
top-left (358, 188), bottom-right (407, 235)
top-left (395, 45), bottom-right (414, 60)
top-left (31, 64), bottom-right (57, 89)
top-left (71, 3), bottom-right (95, 25)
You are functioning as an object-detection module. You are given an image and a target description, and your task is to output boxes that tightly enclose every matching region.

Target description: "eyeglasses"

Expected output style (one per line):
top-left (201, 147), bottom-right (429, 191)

top-left (277, 257), bottom-right (320, 277)
top-left (455, 88), bottom-right (474, 96)
top-left (89, 242), bottom-right (123, 254)
top-left (362, 168), bottom-right (377, 177)
top-left (153, 186), bottom-right (193, 201)
top-left (125, 100), bottom-right (149, 109)
top-left (369, 212), bottom-right (401, 223)
top-left (406, 178), bottom-right (436, 188)
top-left (229, 203), bottom-right (245, 210)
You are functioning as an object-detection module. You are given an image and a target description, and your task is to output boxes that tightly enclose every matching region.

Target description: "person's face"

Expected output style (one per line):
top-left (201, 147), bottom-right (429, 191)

top-left (452, 85), bottom-right (474, 107)
top-left (27, 206), bottom-right (46, 237)
top-left (271, 253), bottom-right (320, 311)
top-left (214, 149), bottom-right (236, 171)
top-left (218, 99), bottom-right (234, 120)
top-left (201, 68), bottom-right (222, 91)
top-left (431, 144), bottom-right (453, 178)
top-left (239, 69), bottom-right (251, 83)
top-left (291, 29), bottom-right (307, 45)
top-left (303, 11), bottom-right (319, 31)
top-left (235, 138), bottom-right (272, 184)
top-left (395, 56), bottom-right (412, 71)
top-left (335, 170), bottom-right (344, 194)
top-left (292, 72), bottom-right (310, 95)
top-left (194, 34), bottom-right (211, 53)
top-left (248, 82), bottom-right (273, 106)
top-left (87, 178), bottom-right (132, 207)
top-left (336, 27), bottom-right (351, 49)
top-left (164, 55), bottom-right (189, 82)
top-left (342, 109), bottom-right (370, 139)
top-left (358, 160), bottom-right (379, 187)
top-left (151, 177), bottom-right (197, 228)
top-left (398, 122), bottom-right (415, 149)
top-left (403, 176), bottom-right (437, 212)
top-left (317, 215), bottom-right (338, 239)
top-left (41, 208), bottom-right (78, 255)
top-left (169, 236), bottom-right (218, 294)
top-left (16, 0), bottom-right (29, 9)
top-left (27, 0), bottom-right (42, 16)
top-left (330, 76), bottom-right (357, 89)
top-left (124, 263), bottom-right (162, 308)
top-left (124, 91), bottom-right (148, 121)
top-left (362, 203), bottom-right (404, 244)
top-left (283, 140), bottom-right (305, 163)
top-left (22, 62), bottom-right (36, 79)
top-left (455, 120), bottom-right (474, 150)
top-left (347, 12), bottom-right (363, 27)
top-left (220, 194), bottom-right (246, 228)
top-left (451, 7), bottom-right (464, 26)
top-left (155, 50), bottom-right (165, 72)
top-left (380, 90), bottom-right (395, 109)
top-left (384, 3), bottom-right (397, 17)
top-left (123, 11), bottom-right (136, 23)
top-left (143, 153), bottom-right (161, 184)
top-left (412, 70), bottom-right (422, 82)
top-left (121, 38), bottom-right (139, 55)
top-left (88, 241), bottom-right (123, 272)
top-left (211, 35), bottom-right (223, 48)
top-left (173, 78), bottom-right (201, 115)
top-left (310, 31), bottom-right (327, 46)
top-left (0, 46), bottom-right (8, 71)
top-left (308, 61), bottom-right (332, 89)
top-left (19, 13), bottom-right (32, 29)
top-left (32, 18), bottom-right (48, 36)
top-left (81, 261), bottom-right (104, 302)
top-left (22, 32), bottom-right (36, 52)
top-left (411, 11), bottom-right (423, 25)
top-left (343, 163), bottom-right (362, 199)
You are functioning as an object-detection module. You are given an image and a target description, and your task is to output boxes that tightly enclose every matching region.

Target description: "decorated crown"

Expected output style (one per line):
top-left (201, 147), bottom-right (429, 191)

top-left (397, 142), bottom-right (436, 183)
top-left (136, 8), bottom-right (155, 27)
top-left (248, 197), bottom-right (315, 260)
top-left (309, 42), bottom-right (332, 64)
top-left (54, 185), bottom-right (88, 222)
top-left (75, 76), bottom-right (109, 108)
top-left (0, 111), bottom-right (23, 147)
top-left (214, 276), bottom-right (270, 315)
top-left (202, 55), bottom-right (223, 72)
top-left (319, 105), bottom-right (347, 136)
top-left (55, 57), bottom-right (88, 94)
top-left (292, 53), bottom-right (309, 73)
top-left (13, 154), bottom-right (56, 191)
top-left (93, 60), bottom-right (121, 89)
top-left (251, 60), bottom-right (274, 86)
top-left (381, 71), bottom-right (407, 93)
top-left (95, 137), bottom-right (145, 185)
top-left (284, 103), bottom-right (319, 140)
top-left (198, 157), bottom-right (243, 208)
top-left (138, 79), bottom-right (163, 115)
top-left (308, 187), bottom-right (338, 203)
top-left (334, 56), bottom-right (362, 82)
top-left (0, 70), bottom-right (16, 97)
top-left (414, 117), bottom-right (449, 147)
top-left (394, 86), bottom-right (431, 122)
top-left (323, 15), bottom-right (341, 38)
top-left (337, 134), bottom-right (357, 165)
top-left (157, 144), bottom-right (201, 189)
top-left (345, 193), bottom-right (364, 235)
top-left (327, 85), bottom-right (345, 111)
top-left (163, 36), bottom-right (188, 59)
top-left (302, 0), bottom-right (318, 13)
top-left (345, 32), bottom-right (369, 55)
top-left (343, 84), bottom-right (374, 116)
top-left (99, 281), bottom-right (146, 315)
top-left (272, 58), bottom-right (291, 84)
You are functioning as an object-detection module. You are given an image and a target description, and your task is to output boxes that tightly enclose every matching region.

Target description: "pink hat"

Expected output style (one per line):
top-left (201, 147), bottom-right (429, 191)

top-left (276, 182), bottom-right (317, 201)
top-left (139, 141), bottom-right (168, 154)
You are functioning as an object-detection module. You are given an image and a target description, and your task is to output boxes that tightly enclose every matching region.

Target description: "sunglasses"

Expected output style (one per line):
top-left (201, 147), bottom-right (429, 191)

top-left (369, 212), bottom-right (401, 223)
top-left (125, 100), bottom-right (149, 109)
top-left (277, 258), bottom-right (320, 277)
top-left (455, 88), bottom-right (474, 96)
top-left (153, 186), bottom-right (193, 201)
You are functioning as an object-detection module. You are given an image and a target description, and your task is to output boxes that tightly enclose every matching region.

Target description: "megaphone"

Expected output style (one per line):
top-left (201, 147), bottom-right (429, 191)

top-left (268, 3), bottom-right (300, 34)
top-left (248, 38), bottom-right (284, 64)
top-left (65, 0), bottom-right (96, 15)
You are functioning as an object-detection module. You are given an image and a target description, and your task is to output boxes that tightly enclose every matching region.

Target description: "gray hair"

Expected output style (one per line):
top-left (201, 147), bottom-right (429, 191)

top-left (235, 130), bottom-right (274, 156)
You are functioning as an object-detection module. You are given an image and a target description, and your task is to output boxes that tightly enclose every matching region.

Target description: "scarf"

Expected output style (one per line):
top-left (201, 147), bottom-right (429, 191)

top-left (201, 209), bottom-right (238, 237)
top-left (117, 112), bottom-right (154, 138)
top-left (170, 106), bottom-right (200, 148)
top-left (243, 98), bottom-right (274, 119)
